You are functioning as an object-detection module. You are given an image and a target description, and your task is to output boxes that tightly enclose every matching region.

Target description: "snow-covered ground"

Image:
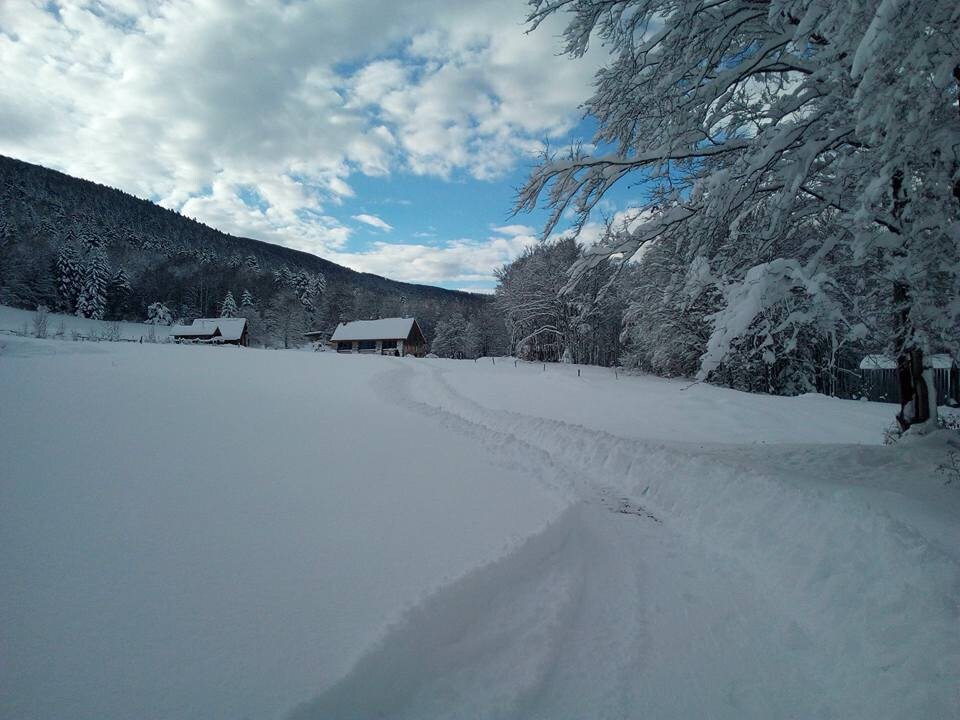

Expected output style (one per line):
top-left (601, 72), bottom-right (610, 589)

top-left (0, 304), bottom-right (172, 341)
top-left (1, 333), bottom-right (958, 720)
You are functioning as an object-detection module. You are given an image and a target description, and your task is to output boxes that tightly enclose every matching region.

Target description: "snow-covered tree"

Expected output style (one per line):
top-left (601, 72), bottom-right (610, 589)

top-left (55, 243), bottom-right (81, 313)
top-left (265, 289), bottom-right (307, 349)
top-left (430, 314), bottom-right (482, 359)
top-left (33, 304), bottom-right (49, 339)
top-left (146, 301), bottom-right (173, 326)
top-left (521, 0), bottom-right (960, 429)
top-left (220, 290), bottom-right (238, 318)
top-left (75, 247), bottom-right (109, 319)
top-left (240, 289), bottom-right (254, 308)
top-left (108, 268), bottom-right (132, 318)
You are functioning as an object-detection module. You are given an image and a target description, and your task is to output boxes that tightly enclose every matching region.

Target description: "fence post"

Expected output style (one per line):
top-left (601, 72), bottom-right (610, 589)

top-left (578, 368), bottom-right (581, 377)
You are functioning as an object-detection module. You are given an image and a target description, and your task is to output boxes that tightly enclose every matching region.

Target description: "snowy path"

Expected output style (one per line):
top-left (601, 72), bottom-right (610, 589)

top-left (292, 358), bottom-right (960, 719)
top-left (291, 502), bottom-right (838, 720)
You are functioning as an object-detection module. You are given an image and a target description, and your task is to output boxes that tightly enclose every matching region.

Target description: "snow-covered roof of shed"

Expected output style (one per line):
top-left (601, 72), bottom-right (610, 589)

top-left (859, 353), bottom-right (956, 370)
top-left (170, 318), bottom-right (247, 341)
top-left (859, 354), bottom-right (897, 370)
top-left (212, 318), bottom-right (247, 341)
top-left (330, 318), bottom-right (416, 342)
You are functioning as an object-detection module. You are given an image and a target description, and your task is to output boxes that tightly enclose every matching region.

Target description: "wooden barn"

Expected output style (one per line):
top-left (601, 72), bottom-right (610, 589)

top-left (859, 354), bottom-right (959, 405)
top-left (170, 318), bottom-right (249, 346)
top-left (326, 317), bottom-right (426, 357)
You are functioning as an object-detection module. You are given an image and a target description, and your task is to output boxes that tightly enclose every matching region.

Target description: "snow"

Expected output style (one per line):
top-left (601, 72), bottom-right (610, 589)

top-left (329, 317), bottom-right (415, 342)
top-left (2, 335), bottom-right (958, 719)
top-left (437, 360), bottom-right (895, 445)
top-left (0, 304), bottom-right (172, 341)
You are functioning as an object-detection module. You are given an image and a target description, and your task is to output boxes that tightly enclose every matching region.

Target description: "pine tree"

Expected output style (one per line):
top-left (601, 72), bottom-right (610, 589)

top-left (241, 289), bottom-right (254, 308)
top-left (108, 268), bottom-right (132, 318)
top-left (220, 290), bottom-right (238, 318)
top-left (55, 243), bottom-right (81, 313)
top-left (76, 248), bottom-right (109, 319)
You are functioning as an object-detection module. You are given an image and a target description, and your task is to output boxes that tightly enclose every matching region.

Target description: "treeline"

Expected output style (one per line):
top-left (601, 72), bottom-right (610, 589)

top-left (505, 0), bottom-right (960, 413)
top-left (0, 155), bottom-right (501, 349)
top-left (492, 226), bottom-right (904, 398)
top-left (493, 237), bottom-right (628, 367)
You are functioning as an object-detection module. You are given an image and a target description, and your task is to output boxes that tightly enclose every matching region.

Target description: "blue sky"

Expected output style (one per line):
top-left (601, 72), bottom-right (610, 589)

top-left (0, 0), bottom-right (641, 292)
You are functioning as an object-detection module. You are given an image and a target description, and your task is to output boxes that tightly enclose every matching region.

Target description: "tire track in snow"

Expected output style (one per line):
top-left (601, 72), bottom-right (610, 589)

top-left (283, 362), bottom-right (834, 718)
top-left (380, 359), bottom-right (960, 717)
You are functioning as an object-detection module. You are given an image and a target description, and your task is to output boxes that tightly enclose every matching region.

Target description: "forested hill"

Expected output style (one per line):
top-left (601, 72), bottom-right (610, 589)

top-left (0, 154), bottom-right (496, 347)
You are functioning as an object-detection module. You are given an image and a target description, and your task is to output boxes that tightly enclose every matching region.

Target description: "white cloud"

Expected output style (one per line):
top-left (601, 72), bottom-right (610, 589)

top-left (352, 213), bottom-right (393, 232)
top-left (0, 0), bottom-right (607, 278)
top-left (328, 225), bottom-right (539, 285)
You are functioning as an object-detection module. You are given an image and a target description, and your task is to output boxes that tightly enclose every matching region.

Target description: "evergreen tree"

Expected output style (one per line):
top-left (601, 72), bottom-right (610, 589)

top-left (55, 243), bottom-right (81, 313)
top-left (108, 268), bottom-right (132, 318)
top-left (220, 290), bottom-right (238, 318)
top-left (240, 288), bottom-right (254, 308)
top-left (76, 248), bottom-right (109, 319)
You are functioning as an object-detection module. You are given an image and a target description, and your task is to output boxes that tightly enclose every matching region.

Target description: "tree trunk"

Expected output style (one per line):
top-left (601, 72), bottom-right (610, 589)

top-left (895, 343), bottom-right (930, 431)
top-left (890, 168), bottom-right (935, 432)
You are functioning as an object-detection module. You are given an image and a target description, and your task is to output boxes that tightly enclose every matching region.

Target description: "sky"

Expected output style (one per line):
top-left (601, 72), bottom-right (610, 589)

top-left (0, 0), bottom-right (640, 292)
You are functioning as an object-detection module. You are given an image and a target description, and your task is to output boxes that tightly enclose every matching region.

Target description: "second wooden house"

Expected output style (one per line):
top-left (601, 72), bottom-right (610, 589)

top-left (327, 318), bottom-right (426, 357)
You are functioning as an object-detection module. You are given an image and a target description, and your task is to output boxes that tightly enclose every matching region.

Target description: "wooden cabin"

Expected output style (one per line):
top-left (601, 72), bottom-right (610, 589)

top-left (170, 318), bottom-right (249, 346)
top-left (859, 353), bottom-right (959, 405)
top-left (327, 317), bottom-right (426, 357)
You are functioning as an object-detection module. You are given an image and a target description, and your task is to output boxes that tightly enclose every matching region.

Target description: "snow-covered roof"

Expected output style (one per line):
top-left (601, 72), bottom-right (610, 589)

top-left (330, 317), bottom-right (416, 342)
top-left (859, 353), bottom-right (956, 370)
top-left (212, 318), bottom-right (247, 341)
top-left (859, 354), bottom-right (896, 370)
top-left (171, 318), bottom-right (247, 341)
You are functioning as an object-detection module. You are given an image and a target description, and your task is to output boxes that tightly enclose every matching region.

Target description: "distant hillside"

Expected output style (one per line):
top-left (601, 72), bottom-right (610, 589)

top-left (0, 155), bottom-right (503, 349)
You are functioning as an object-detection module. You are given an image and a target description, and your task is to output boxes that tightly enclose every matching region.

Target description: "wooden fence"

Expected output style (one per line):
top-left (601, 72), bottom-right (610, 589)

top-left (817, 356), bottom-right (959, 405)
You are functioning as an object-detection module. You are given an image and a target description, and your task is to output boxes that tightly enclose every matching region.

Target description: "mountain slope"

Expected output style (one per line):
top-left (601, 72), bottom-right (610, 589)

top-left (0, 155), bottom-right (497, 347)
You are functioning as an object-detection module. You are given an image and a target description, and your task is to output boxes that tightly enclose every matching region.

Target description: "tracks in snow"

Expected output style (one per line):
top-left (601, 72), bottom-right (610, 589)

top-left (288, 359), bottom-right (960, 719)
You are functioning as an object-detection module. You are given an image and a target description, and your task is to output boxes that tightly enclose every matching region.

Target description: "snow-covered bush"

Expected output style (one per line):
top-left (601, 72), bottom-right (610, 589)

top-left (32, 304), bottom-right (48, 338)
top-left (146, 302), bottom-right (173, 326)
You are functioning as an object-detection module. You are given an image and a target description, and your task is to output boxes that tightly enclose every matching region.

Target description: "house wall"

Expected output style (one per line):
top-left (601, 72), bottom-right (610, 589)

top-left (334, 339), bottom-right (406, 355)
top-left (404, 340), bottom-right (425, 358)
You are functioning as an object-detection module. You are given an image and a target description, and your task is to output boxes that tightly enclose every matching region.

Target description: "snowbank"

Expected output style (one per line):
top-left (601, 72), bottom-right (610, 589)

top-left (431, 358), bottom-right (895, 445)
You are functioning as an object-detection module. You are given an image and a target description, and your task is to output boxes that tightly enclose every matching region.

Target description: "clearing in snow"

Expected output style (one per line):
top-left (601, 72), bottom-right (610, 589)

top-left (1, 334), bottom-right (958, 720)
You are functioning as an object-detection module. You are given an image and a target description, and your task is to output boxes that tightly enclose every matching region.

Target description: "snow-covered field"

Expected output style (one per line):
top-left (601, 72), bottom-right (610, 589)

top-left (1, 333), bottom-right (958, 720)
top-left (0, 304), bottom-right (172, 341)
